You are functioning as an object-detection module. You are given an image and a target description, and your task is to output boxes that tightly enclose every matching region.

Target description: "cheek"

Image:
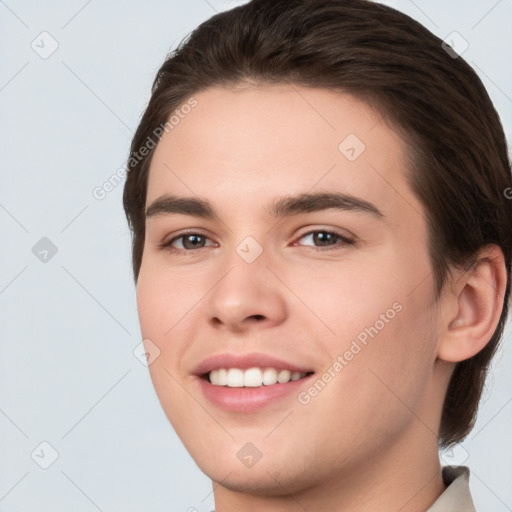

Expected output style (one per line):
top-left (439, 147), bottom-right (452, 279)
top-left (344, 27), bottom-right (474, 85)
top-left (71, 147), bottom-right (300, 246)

top-left (135, 270), bottom-right (189, 395)
top-left (346, 295), bottom-right (438, 425)
top-left (286, 259), bottom-right (400, 347)
top-left (296, 254), bottom-right (436, 403)
top-left (136, 271), bottom-right (195, 424)
top-left (136, 263), bottom-right (215, 387)
top-left (136, 275), bottom-right (167, 339)
top-left (136, 262), bottom-right (201, 338)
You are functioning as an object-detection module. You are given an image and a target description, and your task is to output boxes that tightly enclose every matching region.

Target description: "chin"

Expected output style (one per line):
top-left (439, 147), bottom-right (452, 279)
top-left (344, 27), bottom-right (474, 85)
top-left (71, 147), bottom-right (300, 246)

top-left (206, 466), bottom-right (311, 497)
top-left (194, 450), bottom-right (318, 498)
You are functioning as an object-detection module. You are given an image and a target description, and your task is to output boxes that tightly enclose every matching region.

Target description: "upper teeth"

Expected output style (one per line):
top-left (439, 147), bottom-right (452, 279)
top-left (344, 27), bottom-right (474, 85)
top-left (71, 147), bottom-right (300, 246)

top-left (208, 367), bottom-right (307, 387)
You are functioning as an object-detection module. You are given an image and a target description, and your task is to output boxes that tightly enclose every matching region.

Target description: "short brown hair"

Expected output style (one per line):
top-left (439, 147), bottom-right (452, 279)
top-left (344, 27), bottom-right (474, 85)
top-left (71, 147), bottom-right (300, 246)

top-left (123, 0), bottom-right (512, 447)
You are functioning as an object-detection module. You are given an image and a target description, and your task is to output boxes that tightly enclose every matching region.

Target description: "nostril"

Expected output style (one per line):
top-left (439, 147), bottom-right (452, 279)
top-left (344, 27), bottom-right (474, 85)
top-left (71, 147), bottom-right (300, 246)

top-left (250, 314), bottom-right (265, 321)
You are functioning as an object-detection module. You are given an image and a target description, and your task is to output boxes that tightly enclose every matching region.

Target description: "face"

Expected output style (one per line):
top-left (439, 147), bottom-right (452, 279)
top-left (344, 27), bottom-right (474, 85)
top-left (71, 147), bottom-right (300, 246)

top-left (137, 84), bottom-right (444, 495)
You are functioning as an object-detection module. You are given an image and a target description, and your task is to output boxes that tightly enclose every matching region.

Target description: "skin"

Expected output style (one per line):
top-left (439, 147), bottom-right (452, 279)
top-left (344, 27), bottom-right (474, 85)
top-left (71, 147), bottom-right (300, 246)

top-left (136, 84), bottom-right (506, 512)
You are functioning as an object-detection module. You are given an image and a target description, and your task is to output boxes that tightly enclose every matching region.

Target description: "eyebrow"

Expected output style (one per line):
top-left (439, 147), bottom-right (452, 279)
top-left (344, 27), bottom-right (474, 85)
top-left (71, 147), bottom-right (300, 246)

top-left (145, 192), bottom-right (384, 221)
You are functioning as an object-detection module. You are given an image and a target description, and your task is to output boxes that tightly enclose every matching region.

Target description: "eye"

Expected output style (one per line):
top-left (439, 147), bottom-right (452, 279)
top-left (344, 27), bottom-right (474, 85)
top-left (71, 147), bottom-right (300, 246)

top-left (295, 230), bottom-right (355, 250)
top-left (159, 229), bottom-right (355, 255)
top-left (160, 232), bottom-right (216, 253)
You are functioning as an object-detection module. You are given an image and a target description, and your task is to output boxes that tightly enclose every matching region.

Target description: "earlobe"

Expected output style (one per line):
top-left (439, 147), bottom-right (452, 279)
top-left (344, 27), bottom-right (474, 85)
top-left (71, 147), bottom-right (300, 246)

top-left (437, 244), bottom-right (507, 363)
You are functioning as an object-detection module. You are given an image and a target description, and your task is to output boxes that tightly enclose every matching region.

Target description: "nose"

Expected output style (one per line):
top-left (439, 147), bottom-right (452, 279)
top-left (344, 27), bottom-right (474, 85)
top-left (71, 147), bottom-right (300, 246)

top-left (203, 253), bottom-right (287, 333)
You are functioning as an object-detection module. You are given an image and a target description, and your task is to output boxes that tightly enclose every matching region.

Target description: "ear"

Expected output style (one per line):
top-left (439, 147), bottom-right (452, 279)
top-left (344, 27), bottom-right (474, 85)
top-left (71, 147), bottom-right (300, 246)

top-left (437, 244), bottom-right (508, 363)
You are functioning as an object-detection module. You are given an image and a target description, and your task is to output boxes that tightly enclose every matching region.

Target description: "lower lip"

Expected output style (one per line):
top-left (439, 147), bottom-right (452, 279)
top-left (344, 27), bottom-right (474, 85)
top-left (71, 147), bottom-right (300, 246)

top-left (196, 374), bottom-right (314, 413)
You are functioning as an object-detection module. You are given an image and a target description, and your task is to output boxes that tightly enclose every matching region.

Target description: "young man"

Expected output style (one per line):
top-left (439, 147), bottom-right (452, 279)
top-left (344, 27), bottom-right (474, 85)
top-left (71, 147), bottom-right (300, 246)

top-left (123, 1), bottom-right (512, 510)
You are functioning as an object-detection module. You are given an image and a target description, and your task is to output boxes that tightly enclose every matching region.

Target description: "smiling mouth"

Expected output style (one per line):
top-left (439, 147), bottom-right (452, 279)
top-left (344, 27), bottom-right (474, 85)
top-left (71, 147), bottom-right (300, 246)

top-left (202, 367), bottom-right (315, 387)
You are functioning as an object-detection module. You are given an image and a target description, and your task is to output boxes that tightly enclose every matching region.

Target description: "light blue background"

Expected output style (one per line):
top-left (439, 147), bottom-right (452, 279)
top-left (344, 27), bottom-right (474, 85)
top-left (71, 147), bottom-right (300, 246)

top-left (1, 0), bottom-right (511, 510)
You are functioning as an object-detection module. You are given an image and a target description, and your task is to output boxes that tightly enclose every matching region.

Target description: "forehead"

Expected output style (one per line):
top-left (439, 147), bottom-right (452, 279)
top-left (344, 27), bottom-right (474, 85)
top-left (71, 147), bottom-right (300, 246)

top-left (146, 84), bottom-right (425, 228)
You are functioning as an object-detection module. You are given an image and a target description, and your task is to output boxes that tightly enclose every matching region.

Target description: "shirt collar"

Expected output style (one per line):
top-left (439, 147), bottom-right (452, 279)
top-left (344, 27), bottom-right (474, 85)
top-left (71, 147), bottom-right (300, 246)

top-left (427, 465), bottom-right (476, 511)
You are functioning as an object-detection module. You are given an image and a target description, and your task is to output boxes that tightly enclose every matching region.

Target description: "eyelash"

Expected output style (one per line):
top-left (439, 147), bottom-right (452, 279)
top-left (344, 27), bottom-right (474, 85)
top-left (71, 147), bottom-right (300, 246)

top-left (159, 229), bottom-right (356, 255)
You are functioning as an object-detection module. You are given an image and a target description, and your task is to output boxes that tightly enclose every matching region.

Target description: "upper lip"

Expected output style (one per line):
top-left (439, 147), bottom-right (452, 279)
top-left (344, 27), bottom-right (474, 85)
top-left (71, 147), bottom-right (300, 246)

top-left (193, 352), bottom-right (315, 376)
